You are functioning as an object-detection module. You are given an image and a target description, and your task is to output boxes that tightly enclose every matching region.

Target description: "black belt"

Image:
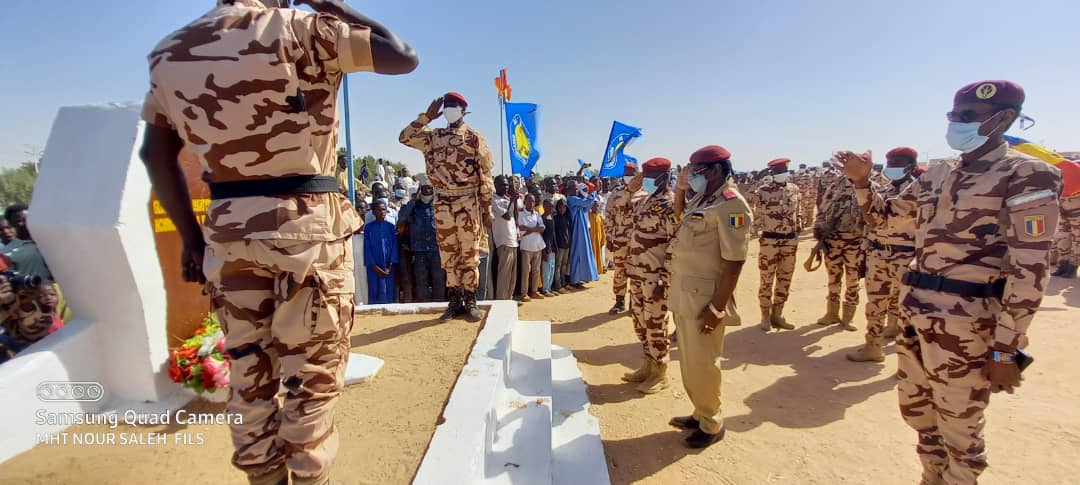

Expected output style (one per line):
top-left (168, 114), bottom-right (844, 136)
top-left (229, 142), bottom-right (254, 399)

top-left (868, 240), bottom-right (915, 252)
top-left (761, 231), bottom-right (797, 240)
top-left (901, 271), bottom-right (1005, 299)
top-left (209, 175), bottom-right (341, 200)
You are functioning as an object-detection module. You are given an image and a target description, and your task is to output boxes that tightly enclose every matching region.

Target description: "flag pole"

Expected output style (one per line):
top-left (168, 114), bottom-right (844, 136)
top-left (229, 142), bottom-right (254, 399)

top-left (343, 75), bottom-right (356, 205)
top-left (499, 94), bottom-right (506, 176)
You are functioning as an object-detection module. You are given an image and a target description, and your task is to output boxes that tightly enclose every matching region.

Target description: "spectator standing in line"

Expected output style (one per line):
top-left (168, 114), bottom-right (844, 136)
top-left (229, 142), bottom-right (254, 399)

top-left (492, 175), bottom-right (520, 300)
top-left (2, 205), bottom-right (53, 282)
top-left (518, 194), bottom-right (546, 302)
top-left (553, 199), bottom-right (572, 293)
top-left (0, 219), bottom-right (15, 250)
top-left (540, 199), bottom-right (558, 297)
top-left (399, 175), bottom-right (446, 302)
top-left (364, 201), bottom-right (399, 304)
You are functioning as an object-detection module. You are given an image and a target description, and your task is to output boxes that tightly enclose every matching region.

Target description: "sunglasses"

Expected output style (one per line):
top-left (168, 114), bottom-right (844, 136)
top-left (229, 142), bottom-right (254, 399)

top-left (691, 162), bottom-right (723, 176)
top-left (945, 105), bottom-right (1017, 123)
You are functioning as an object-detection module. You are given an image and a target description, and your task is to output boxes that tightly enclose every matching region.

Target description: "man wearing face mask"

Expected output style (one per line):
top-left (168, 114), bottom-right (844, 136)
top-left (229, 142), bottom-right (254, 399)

top-left (620, 158), bottom-right (677, 394)
top-left (398, 174), bottom-right (445, 303)
top-left (751, 158), bottom-right (801, 332)
top-left (667, 145), bottom-right (750, 449)
top-left (400, 92), bottom-right (494, 322)
top-left (602, 162), bottom-right (647, 314)
top-left (846, 147), bottom-right (919, 363)
top-left (837, 80), bottom-right (1061, 485)
top-left (814, 157), bottom-right (866, 330)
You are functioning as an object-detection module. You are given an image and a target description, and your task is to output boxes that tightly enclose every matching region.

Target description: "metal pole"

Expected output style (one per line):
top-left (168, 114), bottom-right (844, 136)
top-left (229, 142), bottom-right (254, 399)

top-left (498, 95), bottom-right (506, 175)
top-left (343, 75), bottom-right (356, 204)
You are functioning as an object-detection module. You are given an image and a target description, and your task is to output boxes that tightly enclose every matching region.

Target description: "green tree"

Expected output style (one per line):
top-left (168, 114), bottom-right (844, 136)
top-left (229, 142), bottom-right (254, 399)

top-left (0, 146), bottom-right (42, 207)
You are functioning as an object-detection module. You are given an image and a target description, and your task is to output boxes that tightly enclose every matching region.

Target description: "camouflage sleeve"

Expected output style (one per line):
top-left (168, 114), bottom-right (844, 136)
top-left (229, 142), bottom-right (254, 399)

top-left (140, 81), bottom-right (174, 129)
top-left (996, 162), bottom-right (1062, 353)
top-left (476, 132), bottom-right (495, 211)
top-left (660, 206), bottom-right (677, 286)
top-left (856, 178), bottom-right (918, 229)
top-left (294, 11), bottom-right (375, 74)
top-left (814, 184), bottom-right (831, 229)
top-left (399, 114), bottom-right (433, 152)
top-left (792, 187), bottom-right (802, 229)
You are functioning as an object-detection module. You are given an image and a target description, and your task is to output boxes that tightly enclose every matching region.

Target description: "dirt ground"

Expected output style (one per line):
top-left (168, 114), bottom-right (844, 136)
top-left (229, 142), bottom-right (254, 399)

top-left (2, 236), bottom-right (1078, 484)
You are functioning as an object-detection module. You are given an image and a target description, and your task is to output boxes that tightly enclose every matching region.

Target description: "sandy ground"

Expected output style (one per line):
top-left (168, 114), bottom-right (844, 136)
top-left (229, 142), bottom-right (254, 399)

top-left (2, 236), bottom-right (1078, 484)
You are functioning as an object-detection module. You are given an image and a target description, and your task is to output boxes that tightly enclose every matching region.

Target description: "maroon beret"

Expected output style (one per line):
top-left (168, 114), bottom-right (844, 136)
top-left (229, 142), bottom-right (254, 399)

top-left (689, 145), bottom-right (732, 164)
top-left (767, 158), bottom-right (790, 168)
top-left (886, 147), bottom-right (918, 161)
top-left (642, 157), bottom-right (671, 171)
top-left (624, 162), bottom-right (638, 170)
top-left (954, 81), bottom-right (1024, 107)
top-left (444, 92), bottom-right (468, 108)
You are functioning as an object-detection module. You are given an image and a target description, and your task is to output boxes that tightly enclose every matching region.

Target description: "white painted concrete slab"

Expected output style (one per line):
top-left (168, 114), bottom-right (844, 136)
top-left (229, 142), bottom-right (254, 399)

top-left (551, 345), bottom-right (611, 485)
top-left (344, 353), bottom-right (384, 386)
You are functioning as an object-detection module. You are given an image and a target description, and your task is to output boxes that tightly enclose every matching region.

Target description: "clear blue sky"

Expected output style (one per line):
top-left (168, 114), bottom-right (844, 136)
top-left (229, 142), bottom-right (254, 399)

top-left (1, 0), bottom-right (1077, 174)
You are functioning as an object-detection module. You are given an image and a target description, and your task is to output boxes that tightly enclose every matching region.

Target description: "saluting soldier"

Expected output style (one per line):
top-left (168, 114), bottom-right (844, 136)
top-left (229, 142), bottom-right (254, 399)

top-left (620, 158), bottom-right (677, 395)
top-left (847, 147), bottom-right (919, 363)
top-left (400, 92), bottom-right (495, 322)
top-left (139, 1), bottom-right (417, 484)
top-left (666, 145), bottom-right (751, 449)
top-left (838, 80), bottom-right (1061, 485)
top-left (604, 162), bottom-right (646, 314)
top-left (751, 158), bottom-right (801, 332)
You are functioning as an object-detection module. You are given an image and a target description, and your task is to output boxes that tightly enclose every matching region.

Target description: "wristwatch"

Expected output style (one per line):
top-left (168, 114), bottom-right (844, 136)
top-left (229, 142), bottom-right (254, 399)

top-left (992, 351), bottom-right (1015, 364)
top-left (707, 303), bottom-right (726, 320)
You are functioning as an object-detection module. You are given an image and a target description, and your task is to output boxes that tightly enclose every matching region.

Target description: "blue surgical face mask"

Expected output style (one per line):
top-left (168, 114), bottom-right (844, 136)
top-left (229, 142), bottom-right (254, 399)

top-left (377, 197), bottom-right (389, 207)
top-left (946, 121), bottom-right (988, 153)
top-left (642, 177), bottom-right (657, 194)
top-left (689, 172), bottom-right (708, 193)
top-left (882, 167), bottom-right (909, 181)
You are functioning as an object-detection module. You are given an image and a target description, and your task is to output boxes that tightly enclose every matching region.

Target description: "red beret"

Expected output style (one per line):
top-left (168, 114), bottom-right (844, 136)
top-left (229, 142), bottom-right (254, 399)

top-left (624, 162), bottom-right (638, 170)
top-left (444, 92), bottom-right (468, 108)
top-left (642, 157), bottom-right (672, 171)
top-left (767, 158), bottom-right (790, 168)
top-left (954, 81), bottom-right (1024, 107)
top-left (689, 145), bottom-right (732, 164)
top-left (886, 147), bottom-right (918, 161)
top-left (912, 166), bottom-right (927, 176)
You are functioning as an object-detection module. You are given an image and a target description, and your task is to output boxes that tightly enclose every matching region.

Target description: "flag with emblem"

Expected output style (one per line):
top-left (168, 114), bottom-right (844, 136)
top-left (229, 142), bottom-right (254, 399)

top-left (1024, 215), bottom-right (1046, 237)
top-left (599, 121), bottom-right (642, 177)
top-left (1005, 135), bottom-right (1080, 197)
top-left (729, 213), bottom-right (746, 229)
top-left (505, 102), bottom-right (541, 176)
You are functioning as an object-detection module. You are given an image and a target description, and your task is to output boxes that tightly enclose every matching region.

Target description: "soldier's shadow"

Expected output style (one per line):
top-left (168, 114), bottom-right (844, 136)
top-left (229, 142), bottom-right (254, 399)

top-left (1045, 277), bottom-right (1079, 308)
top-left (720, 324), bottom-right (897, 432)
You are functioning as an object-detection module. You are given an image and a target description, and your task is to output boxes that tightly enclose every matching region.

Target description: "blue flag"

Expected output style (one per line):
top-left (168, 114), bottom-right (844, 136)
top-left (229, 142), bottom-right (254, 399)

top-left (599, 121), bottom-right (642, 177)
top-left (505, 102), bottom-right (541, 176)
top-left (578, 159), bottom-right (594, 178)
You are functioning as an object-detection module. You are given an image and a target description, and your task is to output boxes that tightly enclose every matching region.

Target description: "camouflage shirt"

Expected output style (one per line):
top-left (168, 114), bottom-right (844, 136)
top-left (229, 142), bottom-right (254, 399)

top-left (603, 184), bottom-right (647, 252)
top-left (856, 143), bottom-right (1062, 352)
top-left (751, 182), bottom-right (801, 234)
top-left (625, 190), bottom-right (677, 285)
top-left (816, 176), bottom-right (864, 239)
top-left (862, 177), bottom-right (917, 246)
top-left (142, 0), bottom-right (371, 242)
top-left (399, 115), bottom-right (495, 210)
top-left (793, 171), bottom-right (817, 203)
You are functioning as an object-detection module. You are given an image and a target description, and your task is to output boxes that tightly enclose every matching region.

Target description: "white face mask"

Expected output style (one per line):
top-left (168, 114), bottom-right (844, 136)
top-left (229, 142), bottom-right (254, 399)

top-left (688, 172), bottom-right (708, 193)
top-left (772, 172), bottom-right (790, 184)
top-left (623, 176), bottom-right (635, 184)
top-left (421, 194), bottom-right (434, 204)
top-left (946, 121), bottom-right (988, 153)
top-left (444, 107), bottom-right (464, 124)
top-left (882, 167), bottom-right (909, 181)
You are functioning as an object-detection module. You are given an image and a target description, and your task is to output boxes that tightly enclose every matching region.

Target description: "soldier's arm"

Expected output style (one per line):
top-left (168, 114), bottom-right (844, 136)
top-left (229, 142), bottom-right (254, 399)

top-left (138, 90), bottom-right (202, 252)
top-left (711, 199), bottom-right (751, 308)
top-left (792, 188), bottom-right (802, 229)
top-left (855, 178), bottom-right (918, 230)
top-left (476, 133), bottom-right (495, 213)
top-left (996, 163), bottom-right (1062, 354)
top-left (399, 114), bottom-right (434, 152)
top-left (296, 0), bottom-right (418, 75)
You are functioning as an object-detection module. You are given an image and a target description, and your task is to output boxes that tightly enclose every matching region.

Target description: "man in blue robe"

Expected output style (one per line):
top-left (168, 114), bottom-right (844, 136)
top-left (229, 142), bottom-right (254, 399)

top-left (563, 180), bottom-right (598, 288)
top-left (364, 200), bottom-right (399, 304)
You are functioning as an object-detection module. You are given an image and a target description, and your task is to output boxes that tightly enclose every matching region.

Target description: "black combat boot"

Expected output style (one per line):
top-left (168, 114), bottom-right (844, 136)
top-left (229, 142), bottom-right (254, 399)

top-left (1051, 261), bottom-right (1070, 277)
top-left (608, 295), bottom-right (626, 315)
top-left (462, 289), bottom-right (484, 322)
top-left (440, 288), bottom-right (463, 322)
top-left (1063, 262), bottom-right (1079, 279)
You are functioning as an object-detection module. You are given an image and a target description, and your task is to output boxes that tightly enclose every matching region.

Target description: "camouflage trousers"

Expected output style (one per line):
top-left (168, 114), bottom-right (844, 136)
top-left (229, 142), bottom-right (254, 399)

top-left (611, 244), bottom-right (629, 297)
top-left (863, 246), bottom-right (913, 338)
top-left (757, 238), bottom-right (797, 308)
top-left (203, 237), bottom-right (355, 479)
top-left (799, 196), bottom-right (815, 231)
top-left (823, 237), bottom-right (862, 305)
top-left (897, 310), bottom-right (994, 485)
top-left (628, 278), bottom-right (671, 363)
top-left (1053, 195), bottom-right (1080, 264)
top-left (435, 192), bottom-right (482, 291)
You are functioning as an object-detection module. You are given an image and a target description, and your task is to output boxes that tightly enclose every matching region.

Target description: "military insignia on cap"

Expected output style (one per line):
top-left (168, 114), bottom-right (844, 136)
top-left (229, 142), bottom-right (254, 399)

top-left (728, 213), bottom-right (746, 229)
top-left (1023, 215), bottom-right (1046, 237)
top-left (975, 83), bottom-right (997, 100)
top-left (650, 205), bottom-right (663, 213)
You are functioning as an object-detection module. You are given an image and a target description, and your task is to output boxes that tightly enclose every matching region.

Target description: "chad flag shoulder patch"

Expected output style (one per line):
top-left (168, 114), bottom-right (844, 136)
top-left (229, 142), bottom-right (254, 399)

top-left (1023, 214), bottom-right (1046, 237)
top-left (729, 213), bottom-right (746, 229)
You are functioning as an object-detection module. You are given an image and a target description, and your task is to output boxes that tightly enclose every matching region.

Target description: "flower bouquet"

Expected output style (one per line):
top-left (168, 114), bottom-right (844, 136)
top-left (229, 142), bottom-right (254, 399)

top-left (168, 312), bottom-right (229, 395)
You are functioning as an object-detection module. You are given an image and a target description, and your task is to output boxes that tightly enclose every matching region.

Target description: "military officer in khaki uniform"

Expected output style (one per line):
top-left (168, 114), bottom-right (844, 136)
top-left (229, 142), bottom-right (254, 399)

top-left (667, 145), bottom-right (751, 449)
top-left (750, 158), bottom-right (801, 331)
top-left (139, 1), bottom-right (417, 484)
top-left (839, 80), bottom-right (1061, 485)
top-left (400, 91), bottom-right (495, 322)
top-left (847, 147), bottom-right (919, 363)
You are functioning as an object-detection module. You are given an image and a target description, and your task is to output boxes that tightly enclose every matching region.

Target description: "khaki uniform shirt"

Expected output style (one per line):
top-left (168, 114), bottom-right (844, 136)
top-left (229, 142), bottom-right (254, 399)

top-left (142, 0), bottom-right (370, 242)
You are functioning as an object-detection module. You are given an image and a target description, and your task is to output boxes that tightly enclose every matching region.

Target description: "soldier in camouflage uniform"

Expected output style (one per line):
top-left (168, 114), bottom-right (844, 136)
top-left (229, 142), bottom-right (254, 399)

top-left (400, 92), bottom-right (495, 322)
top-left (620, 158), bottom-right (677, 395)
top-left (814, 168), bottom-right (865, 330)
top-left (604, 162), bottom-right (646, 314)
top-left (751, 158), bottom-right (801, 332)
top-left (139, 1), bottom-right (417, 484)
top-left (840, 80), bottom-right (1061, 485)
top-left (846, 147), bottom-right (919, 363)
top-left (792, 163), bottom-right (816, 232)
top-left (667, 145), bottom-right (751, 449)
top-left (1050, 192), bottom-right (1080, 278)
